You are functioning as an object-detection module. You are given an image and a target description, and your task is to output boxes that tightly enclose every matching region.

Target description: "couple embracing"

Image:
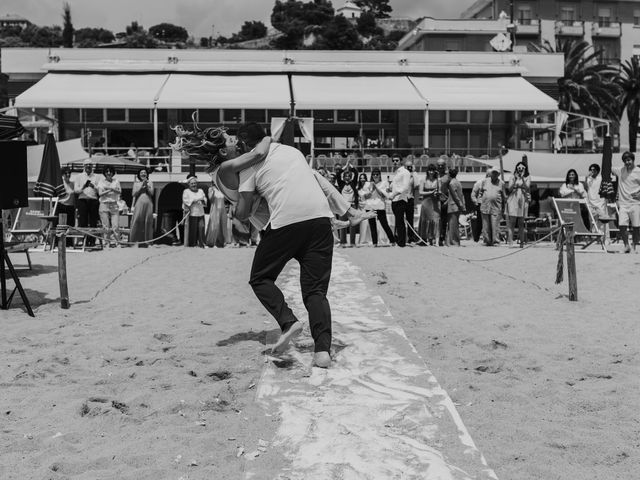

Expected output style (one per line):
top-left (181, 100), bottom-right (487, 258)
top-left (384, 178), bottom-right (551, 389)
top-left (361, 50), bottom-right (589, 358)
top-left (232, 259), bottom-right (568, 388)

top-left (173, 121), bottom-right (372, 368)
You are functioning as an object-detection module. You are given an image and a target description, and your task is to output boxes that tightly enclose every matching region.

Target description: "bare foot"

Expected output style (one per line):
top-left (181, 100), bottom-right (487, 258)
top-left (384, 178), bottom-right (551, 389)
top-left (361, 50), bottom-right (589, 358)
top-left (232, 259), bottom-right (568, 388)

top-left (272, 322), bottom-right (303, 354)
top-left (313, 351), bottom-right (331, 368)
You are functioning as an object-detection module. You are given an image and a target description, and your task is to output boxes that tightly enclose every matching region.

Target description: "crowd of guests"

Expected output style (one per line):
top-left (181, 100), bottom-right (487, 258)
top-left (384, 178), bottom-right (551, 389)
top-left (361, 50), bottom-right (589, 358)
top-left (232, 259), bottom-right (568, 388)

top-left (56, 150), bottom-right (640, 253)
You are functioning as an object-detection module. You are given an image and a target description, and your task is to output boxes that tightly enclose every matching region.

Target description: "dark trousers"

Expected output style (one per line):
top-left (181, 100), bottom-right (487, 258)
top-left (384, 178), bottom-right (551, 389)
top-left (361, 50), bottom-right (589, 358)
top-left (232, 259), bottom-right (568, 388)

top-left (405, 197), bottom-right (417, 242)
top-left (249, 218), bottom-right (333, 353)
top-left (77, 198), bottom-right (99, 246)
top-left (187, 216), bottom-right (205, 247)
top-left (391, 200), bottom-right (408, 247)
top-left (368, 209), bottom-right (395, 245)
top-left (439, 203), bottom-right (449, 244)
top-left (339, 213), bottom-right (357, 245)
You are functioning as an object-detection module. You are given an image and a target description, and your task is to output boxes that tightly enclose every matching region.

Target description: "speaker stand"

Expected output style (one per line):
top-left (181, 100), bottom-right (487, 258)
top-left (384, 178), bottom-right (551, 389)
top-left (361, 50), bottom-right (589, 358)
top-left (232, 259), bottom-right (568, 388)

top-left (0, 217), bottom-right (34, 317)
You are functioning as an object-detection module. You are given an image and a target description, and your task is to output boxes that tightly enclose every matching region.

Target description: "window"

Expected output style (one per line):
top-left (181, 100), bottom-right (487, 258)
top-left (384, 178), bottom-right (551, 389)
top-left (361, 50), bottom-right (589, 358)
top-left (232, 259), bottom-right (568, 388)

top-left (222, 109), bottom-right (242, 123)
top-left (336, 110), bottom-right (356, 122)
top-left (62, 109), bottom-right (80, 122)
top-left (597, 7), bottom-right (611, 27)
top-left (517, 5), bottom-right (533, 25)
top-left (444, 40), bottom-right (461, 51)
top-left (129, 109), bottom-right (151, 123)
top-left (470, 111), bottom-right (490, 123)
top-left (178, 109), bottom-right (196, 122)
top-left (84, 109), bottom-right (103, 122)
top-left (361, 110), bottom-right (379, 123)
top-left (296, 109), bottom-right (312, 118)
top-left (560, 6), bottom-right (576, 23)
top-left (449, 110), bottom-right (467, 123)
top-left (314, 110), bottom-right (334, 123)
top-left (407, 110), bottom-right (424, 123)
top-left (429, 110), bottom-right (446, 123)
top-left (634, 9), bottom-right (640, 26)
top-left (106, 109), bottom-right (126, 122)
top-left (267, 109), bottom-right (288, 121)
top-left (245, 109), bottom-right (265, 123)
top-left (380, 110), bottom-right (396, 123)
top-left (198, 109), bottom-right (220, 122)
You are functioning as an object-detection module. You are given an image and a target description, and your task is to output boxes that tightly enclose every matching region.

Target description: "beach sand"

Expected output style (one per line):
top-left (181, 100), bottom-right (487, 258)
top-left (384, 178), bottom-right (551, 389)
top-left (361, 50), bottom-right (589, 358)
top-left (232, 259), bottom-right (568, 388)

top-left (1, 241), bottom-right (638, 479)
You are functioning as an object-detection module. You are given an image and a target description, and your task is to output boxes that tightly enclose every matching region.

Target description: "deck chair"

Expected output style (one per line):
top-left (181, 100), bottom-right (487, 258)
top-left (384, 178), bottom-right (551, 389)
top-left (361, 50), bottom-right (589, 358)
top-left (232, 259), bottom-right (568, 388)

top-left (9, 197), bottom-right (58, 251)
top-left (551, 198), bottom-right (605, 251)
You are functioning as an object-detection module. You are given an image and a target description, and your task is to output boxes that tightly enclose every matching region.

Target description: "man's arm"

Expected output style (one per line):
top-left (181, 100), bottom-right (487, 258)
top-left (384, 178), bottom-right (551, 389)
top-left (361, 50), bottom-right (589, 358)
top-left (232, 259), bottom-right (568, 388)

top-left (312, 170), bottom-right (350, 216)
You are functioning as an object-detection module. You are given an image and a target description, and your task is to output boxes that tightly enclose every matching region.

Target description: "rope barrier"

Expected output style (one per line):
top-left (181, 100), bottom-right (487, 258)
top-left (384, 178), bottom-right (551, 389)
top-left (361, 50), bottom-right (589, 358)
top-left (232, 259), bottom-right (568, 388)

top-left (404, 218), bottom-right (562, 263)
top-left (55, 213), bottom-right (190, 247)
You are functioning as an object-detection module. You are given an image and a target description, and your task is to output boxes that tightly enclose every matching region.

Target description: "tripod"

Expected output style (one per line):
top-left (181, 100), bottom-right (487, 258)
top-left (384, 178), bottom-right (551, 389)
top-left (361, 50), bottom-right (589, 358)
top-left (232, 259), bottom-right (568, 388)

top-left (0, 214), bottom-right (34, 317)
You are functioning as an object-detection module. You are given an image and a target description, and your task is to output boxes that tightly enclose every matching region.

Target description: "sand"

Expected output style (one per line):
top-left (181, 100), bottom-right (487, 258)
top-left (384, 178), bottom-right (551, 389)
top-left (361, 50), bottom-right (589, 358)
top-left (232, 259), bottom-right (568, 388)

top-left (1, 240), bottom-right (638, 479)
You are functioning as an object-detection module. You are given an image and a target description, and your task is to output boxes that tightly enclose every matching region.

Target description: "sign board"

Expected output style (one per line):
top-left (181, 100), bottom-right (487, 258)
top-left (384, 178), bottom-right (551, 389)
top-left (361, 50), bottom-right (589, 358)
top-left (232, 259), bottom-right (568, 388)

top-left (11, 197), bottom-right (57, 233)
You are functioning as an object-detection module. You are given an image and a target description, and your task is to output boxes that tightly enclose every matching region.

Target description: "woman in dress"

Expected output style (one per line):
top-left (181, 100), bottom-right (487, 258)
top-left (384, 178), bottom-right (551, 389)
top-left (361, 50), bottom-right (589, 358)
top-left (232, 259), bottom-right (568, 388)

top-left (338, 169), bottom-right (359, 247)
top-left (559, 168), bottom-right (589, 229)
top-left (130, 167), bottom-right (154, 247)
top-left (445, 168), bottom-right (465, 246)
top-left (356, 173), bottom-right (372, 245)
top-left (205, 180), bottom-right (228, 248)
top-left (505, 161), bottom-right (531, 246)
top-left (182, 175), bottom-right (207, 248)
top-left (417, 164), bottom-right (440, 245)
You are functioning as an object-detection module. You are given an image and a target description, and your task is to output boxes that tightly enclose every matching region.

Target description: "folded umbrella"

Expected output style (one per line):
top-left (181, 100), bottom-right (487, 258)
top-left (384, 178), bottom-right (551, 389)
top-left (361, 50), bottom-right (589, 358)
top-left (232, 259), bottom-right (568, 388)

top-left (34, 133), bottom-right (65, 197)
top-left (64, 155), bottom-right (148, 175)
top-left (0, 112), bottom-right (26, 140)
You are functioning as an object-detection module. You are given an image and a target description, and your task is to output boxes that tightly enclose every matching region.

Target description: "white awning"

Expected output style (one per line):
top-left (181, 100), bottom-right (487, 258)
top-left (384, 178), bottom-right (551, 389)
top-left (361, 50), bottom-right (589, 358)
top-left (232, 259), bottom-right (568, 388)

top-left (14, 73), bottom-right (169, 109)
top-left (155, 74), bottom-right (291, 109)
top-left (408, 76), bottom-right (558, 111)
top-left (291, 76), bottom-right (427, 110)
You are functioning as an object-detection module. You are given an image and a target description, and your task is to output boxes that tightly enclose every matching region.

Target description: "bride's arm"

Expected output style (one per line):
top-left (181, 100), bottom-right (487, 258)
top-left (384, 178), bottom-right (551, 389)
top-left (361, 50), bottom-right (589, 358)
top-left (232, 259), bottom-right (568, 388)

top-left (220, 136), bottom-right (272, 174)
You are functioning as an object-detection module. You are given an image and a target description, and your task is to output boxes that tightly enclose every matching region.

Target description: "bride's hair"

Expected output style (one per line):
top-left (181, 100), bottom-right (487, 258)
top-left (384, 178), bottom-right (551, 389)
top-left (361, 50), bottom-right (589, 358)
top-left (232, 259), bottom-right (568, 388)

top-left (170, 112), bottom-right (228, 171)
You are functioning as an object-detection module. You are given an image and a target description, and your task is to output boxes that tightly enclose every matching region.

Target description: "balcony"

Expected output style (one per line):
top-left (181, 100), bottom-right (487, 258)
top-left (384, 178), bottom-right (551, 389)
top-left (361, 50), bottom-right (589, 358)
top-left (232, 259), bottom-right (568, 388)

top-left (515, 18), bottom-right (540, 36)
top-left (555, 20), bottom-right (584, 37)
top-left (592, 21), bottom-right (622, 37)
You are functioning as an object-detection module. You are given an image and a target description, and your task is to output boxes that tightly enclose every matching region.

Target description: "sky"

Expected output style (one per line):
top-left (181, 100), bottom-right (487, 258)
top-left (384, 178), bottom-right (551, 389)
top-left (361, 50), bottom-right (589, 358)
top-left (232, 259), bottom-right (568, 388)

top-left (2, 0), bottom-right (477, 38)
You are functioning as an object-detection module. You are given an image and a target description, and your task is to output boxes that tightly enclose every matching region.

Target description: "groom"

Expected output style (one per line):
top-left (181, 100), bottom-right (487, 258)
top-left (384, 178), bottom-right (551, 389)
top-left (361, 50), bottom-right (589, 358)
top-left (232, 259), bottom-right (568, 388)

top-left (235, 123), bottom-right (338, 368)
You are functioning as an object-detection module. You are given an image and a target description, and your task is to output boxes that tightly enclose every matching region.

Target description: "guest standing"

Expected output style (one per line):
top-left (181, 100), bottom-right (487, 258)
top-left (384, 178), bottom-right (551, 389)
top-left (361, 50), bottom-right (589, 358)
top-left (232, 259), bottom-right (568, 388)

top-left (97, 166), bottom-right (122, 247)
top-left (505, 161), bottom-right (531, 246)
top-left (417, 164), bottom-right (440, 245)
top-left (445, 168), bottom-right (465, 246)
top-left (130, 167), bottom-right (155, 247)
top-left (479, 167), bottom-right (505, 246)
top-left (182, 175), bottom-right (207, 248)
top-left (205, 181), bottom-right (228, 248)
top-left (585, 163), bottom-right (608, 238)
top-left (436, 158), bottom-right (451, 246)
top-left (361, 169), bottom-right (395, 246)
top-left (339, 169), bottom-right (359, 247)
top-left (73, 159), bottom-right (100, 247)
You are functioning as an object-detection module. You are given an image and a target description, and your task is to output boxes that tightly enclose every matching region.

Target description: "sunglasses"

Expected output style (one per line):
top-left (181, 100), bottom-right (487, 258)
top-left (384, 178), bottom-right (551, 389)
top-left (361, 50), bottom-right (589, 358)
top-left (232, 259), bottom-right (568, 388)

top-left (392, 159), bottom-right (400, 163)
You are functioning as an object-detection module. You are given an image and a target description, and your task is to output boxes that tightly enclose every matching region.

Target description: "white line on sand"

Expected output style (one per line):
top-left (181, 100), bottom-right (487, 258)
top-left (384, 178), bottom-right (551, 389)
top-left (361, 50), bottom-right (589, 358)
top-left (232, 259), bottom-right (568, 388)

top-left (247, 252), bottom-right (498, 480)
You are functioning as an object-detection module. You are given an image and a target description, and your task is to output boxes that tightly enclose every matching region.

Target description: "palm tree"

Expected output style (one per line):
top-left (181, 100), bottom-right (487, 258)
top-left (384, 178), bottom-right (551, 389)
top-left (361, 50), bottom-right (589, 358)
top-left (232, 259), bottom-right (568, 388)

top-left (617, 56), bottom-right (640, 152)
top-left (530, 39), bottom-right (620, 122)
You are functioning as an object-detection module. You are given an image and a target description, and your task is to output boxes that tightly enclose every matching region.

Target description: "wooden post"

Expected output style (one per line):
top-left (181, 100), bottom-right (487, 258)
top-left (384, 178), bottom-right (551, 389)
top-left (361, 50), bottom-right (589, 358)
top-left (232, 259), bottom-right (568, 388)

top-left (564, 222), bottom-right (578, 301)
top-left (57, 213), bottom-right (70, 309)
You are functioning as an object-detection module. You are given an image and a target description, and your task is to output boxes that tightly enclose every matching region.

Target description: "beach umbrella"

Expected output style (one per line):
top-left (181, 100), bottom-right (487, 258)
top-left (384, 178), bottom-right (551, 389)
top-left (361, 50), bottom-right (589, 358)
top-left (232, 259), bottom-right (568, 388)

top-left (0, 112), bottom-right (26, 140)
top-left (34, 133), bottom-right (65, 197)
top-left (64, 155), bottom-right (147, 175)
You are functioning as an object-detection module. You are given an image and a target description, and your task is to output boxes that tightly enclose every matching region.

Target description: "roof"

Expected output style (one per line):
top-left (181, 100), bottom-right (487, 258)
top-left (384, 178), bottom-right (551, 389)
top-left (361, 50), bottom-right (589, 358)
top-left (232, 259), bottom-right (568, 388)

top-left (0, 47), bottom-right (559, 76)
top-left (460, 0), bottom-right (494, 19)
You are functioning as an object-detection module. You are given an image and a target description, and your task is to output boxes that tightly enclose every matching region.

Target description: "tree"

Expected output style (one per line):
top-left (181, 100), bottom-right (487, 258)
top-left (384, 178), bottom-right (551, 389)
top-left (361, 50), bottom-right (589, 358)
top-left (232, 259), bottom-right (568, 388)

top-left (235, 21), bottom-right (268, 42)
top-left (356, 11), bottom-right (382, 37)
top-left (313, 14), bottom-right (362, 50)
top-left (271, 0), bottom-right (334, 49)
top-left (617, 56), bottom-right (640, 152)
top-left (75, 27), bottom-right (115, 47)
top-left (149, 23), bottom-right (189, 43)
top-left (354, 0), bottom-right (392, 18)
top-left (20, 25), bottom-right (63, 47)
top-left (126, 21), bottom-right (143, 35)
top-left (62, 3), bottom-right (73, 47)
top-left (531, 39), bottom-right (620, 122)
top-left (123, 31), bottom-right (159, 48)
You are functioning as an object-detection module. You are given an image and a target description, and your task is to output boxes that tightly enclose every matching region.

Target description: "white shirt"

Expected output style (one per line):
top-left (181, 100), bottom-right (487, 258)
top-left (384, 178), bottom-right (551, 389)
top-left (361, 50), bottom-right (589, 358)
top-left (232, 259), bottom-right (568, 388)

top-left (239, 143), bottom-right (332, 229)
top-left (585, 174), bottom-right (606, 210)
top-left (391, 166), bottom-right (411, 202)
top-left (182, 188), bottom-right (207, 217)
top-left (98, 178), bottom-right (121, 204)
top-left (612, 165), bottom-right (640, 205)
